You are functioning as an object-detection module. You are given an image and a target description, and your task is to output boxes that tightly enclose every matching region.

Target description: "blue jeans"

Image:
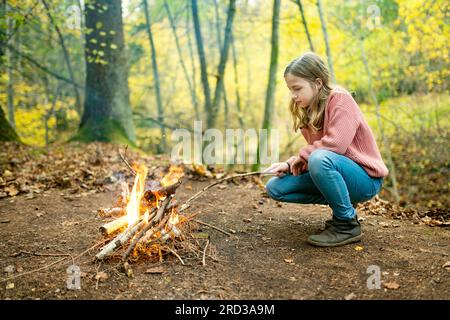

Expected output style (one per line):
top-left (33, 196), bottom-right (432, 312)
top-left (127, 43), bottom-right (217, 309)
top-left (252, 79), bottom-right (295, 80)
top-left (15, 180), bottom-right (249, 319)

top-left (265, 149), bottom-right (383, 221)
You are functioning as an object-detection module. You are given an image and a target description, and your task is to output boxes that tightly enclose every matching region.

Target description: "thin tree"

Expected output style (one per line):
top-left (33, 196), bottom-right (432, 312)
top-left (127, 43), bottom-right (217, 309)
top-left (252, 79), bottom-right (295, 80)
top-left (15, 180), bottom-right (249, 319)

top-left (359, 37), bottom-right (400, 204)
top-left (254, 0), bottom-right (281, 171)
top-left (185, 1), bottom-right (200, 121)
top-left (213, 0), bottom-right (230, 126)
top-left (163, 0), bottom-right (200, 122)
top-left (210, 0), bottom-right (236, 128)
top-left (294, 0), bottom-right (314, 52)
top-left (42, 0), bottom-right (82, 115)
top-left (191, 0), bottom-right (212, 124)
top-left (231, 33), bottom-right (244, 128)
top-left (143, 0), bottom-right (166, 153)
top-left (316, 0), bottom-right (335, 83)
top-left (6, 3), bottom-right (15, 129)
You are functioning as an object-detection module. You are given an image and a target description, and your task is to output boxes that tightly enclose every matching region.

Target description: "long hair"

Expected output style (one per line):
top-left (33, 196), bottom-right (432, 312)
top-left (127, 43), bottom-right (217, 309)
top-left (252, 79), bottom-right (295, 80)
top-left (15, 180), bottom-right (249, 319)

top-left (284, 52), bottom-right (333, 132)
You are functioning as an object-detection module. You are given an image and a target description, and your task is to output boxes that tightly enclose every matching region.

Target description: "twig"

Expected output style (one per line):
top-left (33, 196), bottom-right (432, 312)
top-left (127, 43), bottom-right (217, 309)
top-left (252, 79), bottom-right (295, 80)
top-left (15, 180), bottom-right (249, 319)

top-left (202, 239), bottom-right (210, 266)
top-left (118, 145), bottom-right (136, 176)
top-left (166, 247), bottom-right (185, 265)
top-left (193, 219), bottom-right (231, 237)
top-left (74, 238), bottom-right (109, 262)
top-left (179, 171), bottom-right (272, 212)
top-left (1, 240), bottom-right (108, 283)
top-left (95, 262), bottom-right (102, 290)
top-left (10, 251), bottom-right (72, 258)
top-left (0, 257), bottom-right (67, 283)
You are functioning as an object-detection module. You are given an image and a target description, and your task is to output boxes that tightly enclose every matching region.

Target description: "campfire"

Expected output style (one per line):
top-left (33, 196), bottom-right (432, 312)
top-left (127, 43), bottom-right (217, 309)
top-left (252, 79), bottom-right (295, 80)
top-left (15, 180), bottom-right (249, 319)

top-left (95, 162), bottom-right (189, 264)
top-left (92, 149), bottom-right (267, 273)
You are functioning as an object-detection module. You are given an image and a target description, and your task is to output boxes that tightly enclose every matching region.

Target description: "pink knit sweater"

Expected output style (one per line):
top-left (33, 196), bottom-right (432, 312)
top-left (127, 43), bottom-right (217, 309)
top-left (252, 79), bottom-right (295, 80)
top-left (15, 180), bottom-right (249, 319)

top-left (298, 87), bottom-right (389, 178)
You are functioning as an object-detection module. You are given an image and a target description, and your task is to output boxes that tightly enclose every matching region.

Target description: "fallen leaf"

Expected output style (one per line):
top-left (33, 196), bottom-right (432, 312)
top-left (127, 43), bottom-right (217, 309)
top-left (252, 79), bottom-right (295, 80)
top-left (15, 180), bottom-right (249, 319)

top-left (6, 283), bottom-right (14, 290)
top-left (243, 218), bottom-right (252, 223)
top-left (4, 265), bottom-right (15, 274)
top-left (284, 258), bottom-right (294, 264)
top-left (354, 246), bottom-right (364, 251)
top-left (145, 267), bottom-right (165, 274)
top-left (5, 186), bottom-right (19, 197)
top-left (95, 272), bottom-right (109, 282)
top-left (383, 281), bottom-right (400, 289)
top-left (3, 170), bottom-right (13, 178)
top-left (345, 292), bottom-right (356, 300)
top-left (443, 261), bottom-right (450, 270)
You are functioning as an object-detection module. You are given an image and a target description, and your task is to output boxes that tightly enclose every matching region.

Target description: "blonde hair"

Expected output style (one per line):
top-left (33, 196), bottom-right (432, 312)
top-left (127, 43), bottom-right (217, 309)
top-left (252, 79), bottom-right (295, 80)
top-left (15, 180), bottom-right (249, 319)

top-left (284, 52), bottom-right (332, 132)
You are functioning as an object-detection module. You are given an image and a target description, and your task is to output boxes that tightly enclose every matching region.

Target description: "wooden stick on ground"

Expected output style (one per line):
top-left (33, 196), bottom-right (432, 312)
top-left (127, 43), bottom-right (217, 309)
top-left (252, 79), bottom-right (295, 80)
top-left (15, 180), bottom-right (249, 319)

top-left (193, 219), bottom-right (232, 237)
top-left (179, 171), bottom-right (271, 212)
top-left (166, 246), bottom-right (185, 265)
top-left (202, 239), bottom-right (210, 266)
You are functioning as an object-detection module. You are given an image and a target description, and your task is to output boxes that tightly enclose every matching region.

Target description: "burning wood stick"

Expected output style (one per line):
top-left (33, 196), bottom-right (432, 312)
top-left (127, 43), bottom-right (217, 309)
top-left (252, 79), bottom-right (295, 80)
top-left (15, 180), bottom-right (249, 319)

top-left (121, 196), bottom-right (173, 261)
top-left (97, 207), bottom-right (124, 218)
top-left (96, 218), bottom-right (146, 260)
top-left (99, 215), bottom-right (129, 235)
top-left (144, 180), bottom-right (182, 202)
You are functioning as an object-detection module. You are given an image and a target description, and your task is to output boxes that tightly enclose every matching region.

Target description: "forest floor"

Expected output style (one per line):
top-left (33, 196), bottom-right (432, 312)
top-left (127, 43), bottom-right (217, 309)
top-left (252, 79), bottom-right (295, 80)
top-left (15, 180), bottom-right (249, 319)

top-left (0, 142), bottom-right (449, 300)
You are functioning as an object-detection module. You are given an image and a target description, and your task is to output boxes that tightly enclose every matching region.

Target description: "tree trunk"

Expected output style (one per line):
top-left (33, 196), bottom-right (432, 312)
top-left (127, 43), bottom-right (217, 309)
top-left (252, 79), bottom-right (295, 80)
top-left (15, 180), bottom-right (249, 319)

top-left (213, 0), bottom-right (231, 127)
top-left (79, 0), bottom-right (135, 143)
top-left (164, 0), bottom-right (200, 122)
top-left (316, 0), bottom-right (335, 83)
top-left (0, 1), bottom-right (19, 142)
top-left (359, 37), bottom-right (400, 204)
top-left (191, 0), bottom-right (212, 126)
top-left (210, 0), bottom-right (236, 128)
top-left (295, 0), bottom-right (315, 52)
top-left (186, 2), bottom-right (200, 121)
top-left (231, 33), bottom-right (244, 128)
top-left (143, 0), bottom-right (166, 153)
top-left (253, 0), bottom-right (281, 171)
top-left (42, 0), bottom-right (82, 116)
top-left (0, 105), bottom-right (19, 142)
top-left (6, 3), bottom-right (15, 130)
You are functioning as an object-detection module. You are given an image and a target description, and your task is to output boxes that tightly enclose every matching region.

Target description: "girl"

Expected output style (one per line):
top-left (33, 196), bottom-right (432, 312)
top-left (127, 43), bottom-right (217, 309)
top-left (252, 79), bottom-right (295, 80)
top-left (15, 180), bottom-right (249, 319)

top-left (264, 52), bottom-right (388, 247)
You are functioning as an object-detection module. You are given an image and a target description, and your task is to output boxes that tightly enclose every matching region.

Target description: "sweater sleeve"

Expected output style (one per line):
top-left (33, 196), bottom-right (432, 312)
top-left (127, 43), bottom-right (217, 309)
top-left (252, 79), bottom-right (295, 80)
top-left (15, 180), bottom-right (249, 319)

top-left (299, 104), bottom-right (360, 160)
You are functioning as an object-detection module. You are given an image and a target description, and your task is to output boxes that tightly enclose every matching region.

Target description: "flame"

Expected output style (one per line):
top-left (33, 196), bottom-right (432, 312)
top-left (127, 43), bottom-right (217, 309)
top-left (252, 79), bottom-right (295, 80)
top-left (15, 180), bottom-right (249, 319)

top-left (126, 163), bottom-right (148, 226)
top-left (154, 192), bottom-right (166, 209)
top-left (168, 207), bottom-right (180, 225)
top-left (160, 165), bottom-right (184, 187)
top-left (143, 209), bottom-right (149, 224)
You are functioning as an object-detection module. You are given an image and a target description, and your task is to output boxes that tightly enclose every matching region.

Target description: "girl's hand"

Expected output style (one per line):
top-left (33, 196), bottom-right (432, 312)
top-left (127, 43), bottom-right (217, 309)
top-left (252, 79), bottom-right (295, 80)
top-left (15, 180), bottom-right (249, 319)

top-left (291, 157), bottom-right (307, 176)
top-left (263, 162), bottom-right (289, 177)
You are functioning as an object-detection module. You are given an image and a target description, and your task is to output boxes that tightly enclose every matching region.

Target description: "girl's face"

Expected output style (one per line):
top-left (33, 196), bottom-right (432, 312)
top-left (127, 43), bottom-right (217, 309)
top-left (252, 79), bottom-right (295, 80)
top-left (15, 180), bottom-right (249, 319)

top-left (284, 73), bottom-right (320, 108)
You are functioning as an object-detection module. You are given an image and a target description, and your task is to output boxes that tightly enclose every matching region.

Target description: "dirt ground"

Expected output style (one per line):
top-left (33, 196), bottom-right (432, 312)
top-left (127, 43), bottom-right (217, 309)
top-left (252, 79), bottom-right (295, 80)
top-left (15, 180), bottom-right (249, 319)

top-left (0, 176), bottom-right (449, 300)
